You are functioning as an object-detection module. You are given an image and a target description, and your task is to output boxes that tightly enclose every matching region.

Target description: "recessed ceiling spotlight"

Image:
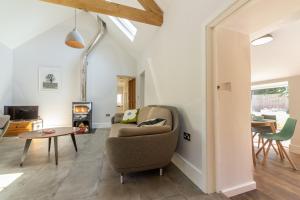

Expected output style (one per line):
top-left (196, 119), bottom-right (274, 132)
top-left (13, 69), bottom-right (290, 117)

top-left (251, 34), bottom-right (273, 46)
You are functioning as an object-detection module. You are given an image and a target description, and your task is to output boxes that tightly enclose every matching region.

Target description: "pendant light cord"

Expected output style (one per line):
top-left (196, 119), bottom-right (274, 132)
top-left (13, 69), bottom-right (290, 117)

top-left (74, 9), bottom-right (77, 30)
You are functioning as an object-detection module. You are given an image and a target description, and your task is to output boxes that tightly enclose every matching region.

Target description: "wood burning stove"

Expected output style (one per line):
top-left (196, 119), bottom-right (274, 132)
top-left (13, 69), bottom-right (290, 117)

top-left (72, 102), bottom-right (92, 133)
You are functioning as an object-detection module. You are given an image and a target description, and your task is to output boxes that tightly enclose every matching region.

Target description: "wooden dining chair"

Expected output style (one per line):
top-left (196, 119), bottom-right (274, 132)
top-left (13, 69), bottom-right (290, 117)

top-left (257, 118), bottom-right (298, 170)
top-left (258, 114), bottom-right (277, 148)
top-left (252, 114), bottom-right (278, 156)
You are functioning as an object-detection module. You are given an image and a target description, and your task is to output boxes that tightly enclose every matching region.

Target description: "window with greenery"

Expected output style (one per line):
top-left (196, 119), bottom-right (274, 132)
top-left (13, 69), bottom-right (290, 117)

top-left (251, 84), bottom-right (289, 129)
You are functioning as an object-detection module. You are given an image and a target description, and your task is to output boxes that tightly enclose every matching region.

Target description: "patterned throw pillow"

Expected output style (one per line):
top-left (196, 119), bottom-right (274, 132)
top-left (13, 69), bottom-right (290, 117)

top-left (137, 118), bottom-right (167, 127)
top-left (121, 109), bottom-right (139, 124)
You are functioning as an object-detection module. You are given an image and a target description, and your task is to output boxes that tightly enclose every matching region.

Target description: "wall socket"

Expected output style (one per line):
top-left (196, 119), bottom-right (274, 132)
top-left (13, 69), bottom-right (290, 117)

top-left (106, 114), bottom-right (111, 117)
top-left (183, 132), bottom-right (191, 141)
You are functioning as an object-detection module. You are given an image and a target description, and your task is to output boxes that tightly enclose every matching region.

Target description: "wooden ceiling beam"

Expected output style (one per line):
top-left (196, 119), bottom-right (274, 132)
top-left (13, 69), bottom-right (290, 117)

top-left (41, 0), bottom-right (163, 26)
top-left (137, 0), bottom-right (163, 16)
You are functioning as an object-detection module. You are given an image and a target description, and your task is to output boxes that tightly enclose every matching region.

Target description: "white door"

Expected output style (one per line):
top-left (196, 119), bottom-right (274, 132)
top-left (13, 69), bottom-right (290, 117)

top-left (213, 27), bottom-right (254, 192)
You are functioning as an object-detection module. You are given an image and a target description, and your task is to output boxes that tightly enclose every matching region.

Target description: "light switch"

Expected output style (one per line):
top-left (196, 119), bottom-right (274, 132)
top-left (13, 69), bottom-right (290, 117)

top-left (217, 82), bottom-right (231, 91)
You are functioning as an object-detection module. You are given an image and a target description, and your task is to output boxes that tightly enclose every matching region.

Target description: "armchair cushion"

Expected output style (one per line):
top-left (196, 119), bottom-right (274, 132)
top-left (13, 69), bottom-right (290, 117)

top-left (137, 107), bottom-right (172, 127)
top-left (121, 109), bottom-right (139, 124)
top-left (137, 118), bottom-right (166, 127)
top-left (118, 125), bottom-right (171, 137)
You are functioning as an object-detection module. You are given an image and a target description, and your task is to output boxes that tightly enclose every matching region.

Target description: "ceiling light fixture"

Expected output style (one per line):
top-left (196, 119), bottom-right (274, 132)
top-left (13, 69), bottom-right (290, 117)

top-left (251, 34), bottom-right (273, 46)
top-left (65, 9), bottom-right (85, 49)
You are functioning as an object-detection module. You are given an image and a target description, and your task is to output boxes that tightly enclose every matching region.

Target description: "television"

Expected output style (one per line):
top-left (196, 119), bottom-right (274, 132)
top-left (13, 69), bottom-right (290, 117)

top-left (4, 106), bottom-right (39, 121)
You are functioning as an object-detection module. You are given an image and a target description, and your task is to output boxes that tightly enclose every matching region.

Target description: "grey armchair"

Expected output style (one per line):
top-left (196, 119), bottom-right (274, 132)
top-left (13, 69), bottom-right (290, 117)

top-left (106, 105), bottom-right (180, 183)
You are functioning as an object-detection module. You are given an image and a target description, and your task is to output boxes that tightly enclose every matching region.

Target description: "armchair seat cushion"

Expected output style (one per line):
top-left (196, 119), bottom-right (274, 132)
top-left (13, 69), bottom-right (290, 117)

top-left (118, 125), bottom-right (171, 137)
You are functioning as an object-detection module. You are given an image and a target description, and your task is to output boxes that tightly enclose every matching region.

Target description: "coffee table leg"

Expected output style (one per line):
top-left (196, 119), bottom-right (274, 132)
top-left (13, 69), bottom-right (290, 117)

top-left (20, 139), bottom-right (32, 167)
top-left (48, 137), bottom-right (52, 153)
top-left (70, 133), bottom-right (78, 152)
top-left (54, 136), bottom-right (58, 165)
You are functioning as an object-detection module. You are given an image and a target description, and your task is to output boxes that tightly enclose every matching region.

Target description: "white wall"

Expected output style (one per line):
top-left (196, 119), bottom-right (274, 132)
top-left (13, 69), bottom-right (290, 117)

top-left (0, 43), bottom-right (13, 113)
top-left (136, 0), bottom-right (233, 191)
top-left (12, 13), bottom-right (136, 128)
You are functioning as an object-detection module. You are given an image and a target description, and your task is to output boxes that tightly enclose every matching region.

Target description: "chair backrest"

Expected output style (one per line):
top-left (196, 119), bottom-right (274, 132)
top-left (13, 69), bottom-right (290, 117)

top-left (278, 118), bottom-right (297, 140)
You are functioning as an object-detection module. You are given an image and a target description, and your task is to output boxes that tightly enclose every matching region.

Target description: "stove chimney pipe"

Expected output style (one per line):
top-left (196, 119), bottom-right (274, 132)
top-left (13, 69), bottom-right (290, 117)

top-left (81, 16), bottom-right (106, 101)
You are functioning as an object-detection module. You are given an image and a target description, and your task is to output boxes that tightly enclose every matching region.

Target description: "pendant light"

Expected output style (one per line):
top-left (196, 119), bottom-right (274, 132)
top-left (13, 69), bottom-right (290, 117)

top-left (65, 9), bottom-right (85, 49)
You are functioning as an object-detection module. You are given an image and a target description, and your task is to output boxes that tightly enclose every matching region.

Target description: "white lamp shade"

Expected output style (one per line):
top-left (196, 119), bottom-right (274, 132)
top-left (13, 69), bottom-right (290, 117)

top-left (65, 29), bottom-right (85, 49)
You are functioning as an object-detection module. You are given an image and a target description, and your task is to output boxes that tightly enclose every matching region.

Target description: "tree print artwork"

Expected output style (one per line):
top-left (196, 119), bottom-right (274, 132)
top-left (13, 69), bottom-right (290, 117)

top-left (46, 74), bottom-right (56, 83)
top-left (39, 67), bottom-right (61, 91)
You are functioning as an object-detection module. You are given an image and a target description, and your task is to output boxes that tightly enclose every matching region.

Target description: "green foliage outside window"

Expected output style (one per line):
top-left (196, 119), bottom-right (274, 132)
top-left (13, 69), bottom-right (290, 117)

top-left (252, 87), bottom-right (288, 96)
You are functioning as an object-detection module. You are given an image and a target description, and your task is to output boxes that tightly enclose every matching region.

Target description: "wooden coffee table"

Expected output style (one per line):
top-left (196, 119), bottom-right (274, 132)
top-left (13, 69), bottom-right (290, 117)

top-left (18, 127), bottom-right (80, 166)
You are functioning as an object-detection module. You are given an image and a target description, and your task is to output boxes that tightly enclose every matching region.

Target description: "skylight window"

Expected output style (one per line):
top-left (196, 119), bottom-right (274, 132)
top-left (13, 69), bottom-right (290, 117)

top-left (109, 16), bottom-right (137, 42)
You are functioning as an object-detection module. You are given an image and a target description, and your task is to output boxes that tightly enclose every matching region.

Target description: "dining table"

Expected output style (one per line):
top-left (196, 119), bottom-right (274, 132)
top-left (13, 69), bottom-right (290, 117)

top-left (251, 119), bottom-right (277, 166)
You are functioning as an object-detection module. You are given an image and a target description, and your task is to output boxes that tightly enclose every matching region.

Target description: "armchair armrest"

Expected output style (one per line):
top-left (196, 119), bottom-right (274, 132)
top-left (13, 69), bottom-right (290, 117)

top-left (0, 115), bottom-right (10, 129)
top-left (111, 113), bottom-right (124, 124)
top-left (0, 116), bottom-right (10, 138)
top-left (118, 125), bottom-right (171, 137)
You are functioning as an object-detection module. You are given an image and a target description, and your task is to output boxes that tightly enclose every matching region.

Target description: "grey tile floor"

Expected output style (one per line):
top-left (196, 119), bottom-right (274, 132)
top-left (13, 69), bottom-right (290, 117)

top-left (0, 129), bottom-right (228, 200)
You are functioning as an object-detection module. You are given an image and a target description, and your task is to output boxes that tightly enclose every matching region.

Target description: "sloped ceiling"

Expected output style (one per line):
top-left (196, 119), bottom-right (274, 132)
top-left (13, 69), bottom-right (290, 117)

top-left (0, 0), bottom-right (172, 59)
top-left (251, 19), bottom-right (300, 82)
top-left (0, 0), bottom-right (73, 49)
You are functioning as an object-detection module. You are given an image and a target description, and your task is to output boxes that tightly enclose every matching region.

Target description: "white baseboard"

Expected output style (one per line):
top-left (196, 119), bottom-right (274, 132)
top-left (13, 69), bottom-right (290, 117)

top-left (221, 181), bottom-right (256, 197)
top-left (171, 153), bottom-right (204, 191)
top-left (289, 144), bottom-right (300, 154)
top-left (93, 122), bottom-right (111, 129)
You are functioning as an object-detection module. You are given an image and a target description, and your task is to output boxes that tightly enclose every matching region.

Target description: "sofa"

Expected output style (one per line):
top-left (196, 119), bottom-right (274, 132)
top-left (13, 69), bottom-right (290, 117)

top-left (0, 115), bottom-right (10, 139)
top-left (106, 105), bottom-right (180, 183)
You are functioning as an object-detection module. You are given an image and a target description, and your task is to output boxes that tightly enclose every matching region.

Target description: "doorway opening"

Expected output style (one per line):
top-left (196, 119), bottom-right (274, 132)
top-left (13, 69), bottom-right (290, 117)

top-left (116, 76), bottom-right (136, 113)
top-left (251, 82), bottom-right (290, 146)
top-left (207, 0), bottom-right (300, 198)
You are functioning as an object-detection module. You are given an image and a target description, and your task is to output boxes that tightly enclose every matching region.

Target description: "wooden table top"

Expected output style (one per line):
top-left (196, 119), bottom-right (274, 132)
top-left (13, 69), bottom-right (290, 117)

top-left (251, 120), bottom-right (276, 125)
top-left (251, 120), bottom-right (277, 133)
top-left (18, 127), bottom-right (80, 139)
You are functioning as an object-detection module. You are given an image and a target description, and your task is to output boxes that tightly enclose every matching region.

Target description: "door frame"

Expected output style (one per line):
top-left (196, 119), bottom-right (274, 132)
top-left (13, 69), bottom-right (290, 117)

top-left (116, 75), bottom-right (136, 112)
top-left (204, 0), bottom-right (251, 193)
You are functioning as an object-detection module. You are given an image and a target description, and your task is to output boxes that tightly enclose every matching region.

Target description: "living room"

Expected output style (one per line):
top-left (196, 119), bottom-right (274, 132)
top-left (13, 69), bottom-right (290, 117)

top-left (0, 0), bottom-right (219, 199)
top-left (2, 0), bottom-right (298, 200)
